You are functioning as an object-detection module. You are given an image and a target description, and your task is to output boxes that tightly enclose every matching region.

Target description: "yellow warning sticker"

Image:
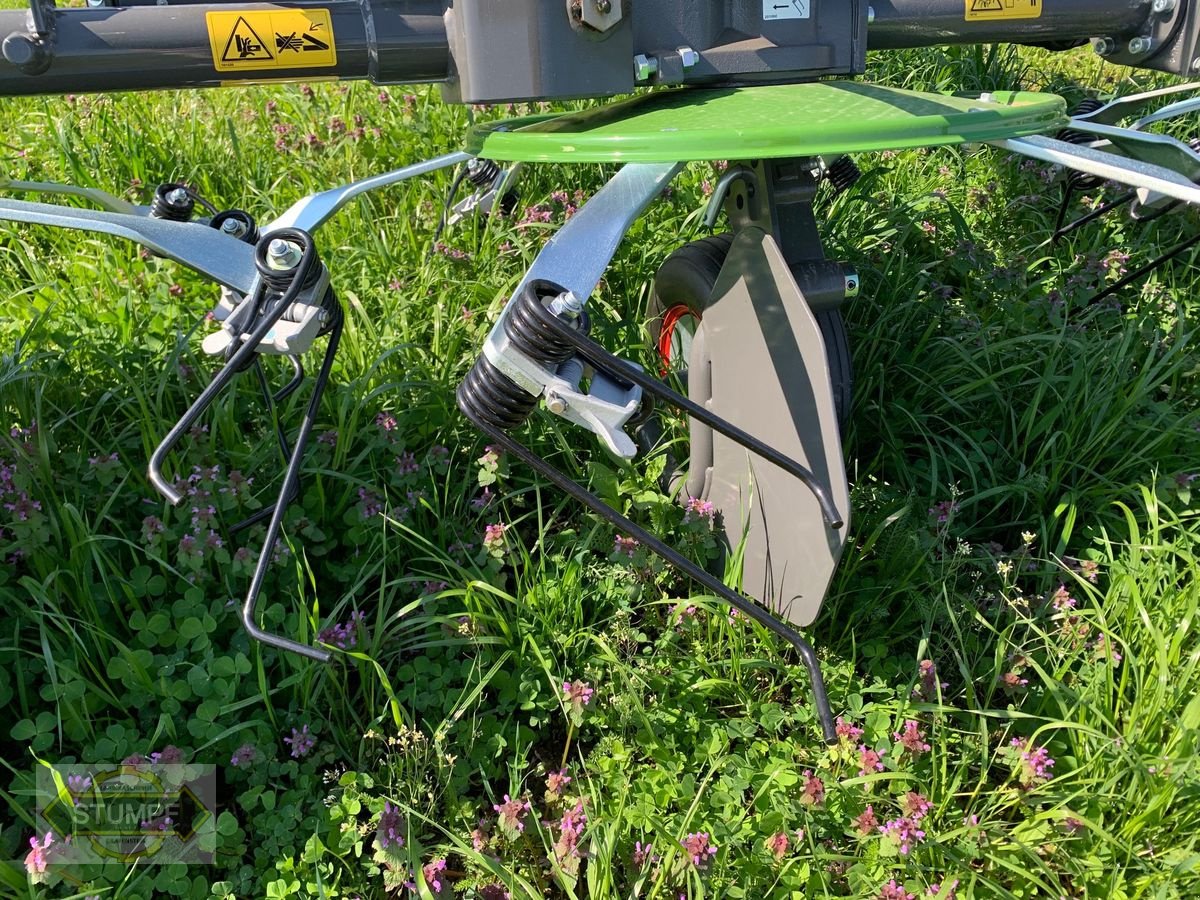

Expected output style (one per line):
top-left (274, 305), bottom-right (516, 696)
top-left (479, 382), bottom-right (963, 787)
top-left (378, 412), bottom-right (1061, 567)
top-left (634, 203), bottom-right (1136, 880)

top-left (966, 0), bottom-right (1042, 20)
top-left (206, 9), bottom-right (336, 73)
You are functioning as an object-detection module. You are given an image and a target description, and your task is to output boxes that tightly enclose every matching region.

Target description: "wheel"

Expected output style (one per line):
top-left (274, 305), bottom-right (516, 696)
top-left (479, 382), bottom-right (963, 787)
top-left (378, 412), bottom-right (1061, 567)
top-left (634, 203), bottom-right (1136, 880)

top-left (646, 233), bottom-right (853, 431)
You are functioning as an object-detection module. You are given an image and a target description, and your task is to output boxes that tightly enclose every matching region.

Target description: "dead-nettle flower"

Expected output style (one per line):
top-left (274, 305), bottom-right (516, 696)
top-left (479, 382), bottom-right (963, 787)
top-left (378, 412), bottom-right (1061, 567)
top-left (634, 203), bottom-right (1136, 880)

top-left (632, 840), bottom-right (659, 868)
top-left (357, 487), bottom-right (384, 519)
top-left (230, 743), bottom-right (257, 767)
top-left (149, 745), bottom-right (183, 765)
top-left (913, 659), bottom-right (948, 700)
top-left (858, 745), bottom-right (886, 776)
top-left (493, 794), bottom-right (531, 837)
top-left (318, 610), bottom-right (365, 649)
top-left (483, 522), bottom-right (507, 552)
top-left (894, 720), bottom-right (931, 755)
top-left (67, 774), bottom-right (92, 795)
top-left (1010, 738), bottom-right (1055, 787)
top-left (284, 724), bottom-right (316, 758)
top-left (375, 801), bottom-right (404, 851)
top-left (878, 879), bottom-right (917, 900)
top-left (471, 818), bottom-right (491, 851)
top-left (835, 716), bottom-right (864, 743)
top-left (765, 831), bottom-right (789, 861)
top-left (562, 680), bottom-right (594, 714)
top-left (613, 535), bottom-right (639, 558)
top-left (928, 499), bottom-right (958, 524)
top-left (926, 880), bottom-right (959, 899)
top-left (1050, 584), bottom-right (1076, 613)
top-left (478, 445), bottom-right (501, 468)
top-left (545, 768), bottom-right (572, 799)
top-left (554, 801), bottom-right (588, 859)
top-left (24, 831), bottom-right (53, 883)
top-left (901, 791), bottom-right (932, 820)
top-left (1001, 671), bottom-right (1029, 694)
top-left (881, 813), bottom-right (927, 855)
top-left (800, 770), bottom-right (825, 806)
top-left (423, 857), bottom-right (447, 893)
top-left (853, 804), bottom-right (879, 837)
top-left (680, 832), bottom-right (718, 869)
top-left (683, 497), bottom-right (716, 524)
top-left (472, 486), bottom-right (495, 510)
top-left (396, 452), bottom-right (419, 475)
top-left (375, 411), bottom-right (398, 432)
top-left (1092, 633), bottom-right (1123, 665)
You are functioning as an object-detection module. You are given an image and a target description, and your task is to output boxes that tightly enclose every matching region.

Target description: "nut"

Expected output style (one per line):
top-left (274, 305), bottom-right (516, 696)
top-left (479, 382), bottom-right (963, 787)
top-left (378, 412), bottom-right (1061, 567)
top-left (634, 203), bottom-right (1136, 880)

top-left (1128, 36), bottom-right (1154, 55)
top-left (677, 46), bottom-right (699, 69)
top-left (1152, 0), bottom-right (1176, 12)
top-left (266, 239), bottom-right (303, 270)
top-left (545, 391), bottom-right (569, 415)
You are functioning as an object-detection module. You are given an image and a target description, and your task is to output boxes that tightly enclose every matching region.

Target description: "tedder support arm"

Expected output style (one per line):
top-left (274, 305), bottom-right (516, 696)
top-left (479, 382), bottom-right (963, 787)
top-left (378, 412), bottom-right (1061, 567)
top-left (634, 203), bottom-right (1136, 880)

top-left (1, 0), bottom-right (1196, 102)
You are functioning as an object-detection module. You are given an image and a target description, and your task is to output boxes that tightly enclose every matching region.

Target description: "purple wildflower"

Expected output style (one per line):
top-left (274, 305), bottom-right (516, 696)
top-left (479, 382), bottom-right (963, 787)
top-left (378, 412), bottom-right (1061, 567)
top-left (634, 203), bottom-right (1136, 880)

top-left (284, 724), bottom-right (315, 758)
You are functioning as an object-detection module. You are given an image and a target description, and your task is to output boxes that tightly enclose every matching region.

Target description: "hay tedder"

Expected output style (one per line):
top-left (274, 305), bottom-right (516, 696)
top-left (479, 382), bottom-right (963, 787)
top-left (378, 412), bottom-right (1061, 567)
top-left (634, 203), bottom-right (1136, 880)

top-left (5, 0), bottom-right (1200, 741)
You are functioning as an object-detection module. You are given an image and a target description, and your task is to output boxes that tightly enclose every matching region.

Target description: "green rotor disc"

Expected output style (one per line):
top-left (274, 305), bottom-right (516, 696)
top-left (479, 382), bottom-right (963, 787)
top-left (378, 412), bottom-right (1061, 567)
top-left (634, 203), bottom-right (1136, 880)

top-left (466, 81), bottom-right (1067, 164)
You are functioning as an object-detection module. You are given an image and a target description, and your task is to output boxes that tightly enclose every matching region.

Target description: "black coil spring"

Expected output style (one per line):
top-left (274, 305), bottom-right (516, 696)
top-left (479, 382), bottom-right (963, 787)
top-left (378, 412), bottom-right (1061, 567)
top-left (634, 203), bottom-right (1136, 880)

top-left (1057, 99), bottom-right (1106, 191)
top-left (457, 281), bottom-right (582, 432)
top-left (150, 183), bottom-right (195, 221)
top-left (825, 156), bottom-right (863, 197)
top-left (254, 232), bottom-right (322, 293)
top-left (466, 157), bottom-right (501, 190)
top-left (210, 210), bottom-right (260, 244)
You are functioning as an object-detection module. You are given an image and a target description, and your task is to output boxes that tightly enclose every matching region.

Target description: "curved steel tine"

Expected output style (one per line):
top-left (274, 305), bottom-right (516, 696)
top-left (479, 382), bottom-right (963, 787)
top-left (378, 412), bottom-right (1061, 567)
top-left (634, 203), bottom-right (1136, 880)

top-left (0, 177), bottom-right (148, 215)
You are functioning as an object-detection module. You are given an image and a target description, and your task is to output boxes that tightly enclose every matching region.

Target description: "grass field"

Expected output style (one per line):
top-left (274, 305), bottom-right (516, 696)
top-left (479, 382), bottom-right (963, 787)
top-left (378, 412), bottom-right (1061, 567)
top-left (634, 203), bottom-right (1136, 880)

top-left (1, 41), bottom-right (1199, 900)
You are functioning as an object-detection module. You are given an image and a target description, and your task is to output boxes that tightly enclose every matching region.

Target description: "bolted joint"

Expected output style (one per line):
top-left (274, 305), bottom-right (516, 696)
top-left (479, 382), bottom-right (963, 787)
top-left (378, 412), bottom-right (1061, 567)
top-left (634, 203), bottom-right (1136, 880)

top-left (1152, 0), bottom-right (1176, 13)
top-left (548, 291), bottom-right (584, 319)
top-left (633, 53), bottom-right (658, 83)
top-left (266, 239), bottom-right (304, 271)
top-left (1128, 36), bottom-right (1154, 56)
top-left (544, 390), bottom-right (569, 414)
top-left (677, 46), bottom-right (699, 69)
top-left (1091, 37), bottom-right (1116, 57)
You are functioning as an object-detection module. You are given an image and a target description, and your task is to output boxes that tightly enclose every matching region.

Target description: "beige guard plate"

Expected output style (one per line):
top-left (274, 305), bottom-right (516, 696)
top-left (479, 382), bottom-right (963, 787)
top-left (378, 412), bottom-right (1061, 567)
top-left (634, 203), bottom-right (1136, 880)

top-left (691, 228), bottom-right (850, 626)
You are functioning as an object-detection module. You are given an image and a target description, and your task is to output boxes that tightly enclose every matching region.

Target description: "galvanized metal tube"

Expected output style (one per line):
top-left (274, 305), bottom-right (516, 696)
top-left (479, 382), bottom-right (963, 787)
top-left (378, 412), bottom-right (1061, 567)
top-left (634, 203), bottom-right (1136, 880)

top-left (0, 0), bottom-right (447, 96)
top-left (868, 0), bottom-right (1151, 49)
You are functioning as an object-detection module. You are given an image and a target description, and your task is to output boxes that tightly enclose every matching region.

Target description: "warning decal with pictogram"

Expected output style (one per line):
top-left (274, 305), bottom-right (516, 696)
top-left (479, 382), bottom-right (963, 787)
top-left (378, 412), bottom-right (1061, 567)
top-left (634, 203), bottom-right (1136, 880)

top-left (207, 9), bottom-right (337, 72)
top-left (965, 0), bottom-right (1041, 21)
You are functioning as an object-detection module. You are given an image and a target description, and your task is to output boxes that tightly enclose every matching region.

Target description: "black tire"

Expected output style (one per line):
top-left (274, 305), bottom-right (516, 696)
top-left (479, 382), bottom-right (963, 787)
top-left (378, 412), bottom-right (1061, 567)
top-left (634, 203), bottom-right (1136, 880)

top-left (647, 234), bottom-right (853, 431)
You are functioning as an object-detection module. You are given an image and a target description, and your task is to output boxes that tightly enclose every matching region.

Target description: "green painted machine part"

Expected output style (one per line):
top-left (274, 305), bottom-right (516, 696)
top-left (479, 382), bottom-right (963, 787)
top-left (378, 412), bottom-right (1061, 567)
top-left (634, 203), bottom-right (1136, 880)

top-left (466, 82), bottom-right (1069, 164)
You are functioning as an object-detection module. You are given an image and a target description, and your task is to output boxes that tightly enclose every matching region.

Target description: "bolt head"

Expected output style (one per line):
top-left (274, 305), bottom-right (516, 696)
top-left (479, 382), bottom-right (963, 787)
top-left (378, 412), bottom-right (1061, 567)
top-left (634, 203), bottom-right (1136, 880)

top-left (594, 0), bottom-right (611, 12)
top-left (633, 54), bottom-right (658, 83)
top-left (85, 0), bottom-right (106, 7)
top-left (165, 187), bottom-right (190, 206)
top-left (1128, 36), bottom-right (1153, 55)
top-left (220, 217), bottom-right (246, 237)
top-left (1091, 37), bottom-right (1115, 56)
top-left (548, 291), bottom-right (584, 318)
top-left (677, 46), bottom-right (699, 69)
top-left (545, 392), bottom-right (568, 414)
top-left (266, 239), bottom-right (303, 270)
top-left (1152, 0), bottom-right (1175, 12)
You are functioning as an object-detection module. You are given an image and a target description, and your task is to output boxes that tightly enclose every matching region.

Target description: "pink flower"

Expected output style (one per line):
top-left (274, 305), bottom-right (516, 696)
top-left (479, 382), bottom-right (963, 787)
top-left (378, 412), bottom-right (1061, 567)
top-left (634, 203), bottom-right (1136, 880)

top-left (546, 768), bottom-right (572, 799)
top-left (683, 497), bottom-right (716, 524)
top-left (562, 680), bottom-right (594, 710)
top-left (493, 794), bottom-right (531, 837)
top-left (857, 745), bottom-right (886, 776)
top-left (24, 832), bottom-right (53, 882)
top-left (376, 802), bottom-right (404, 851)
top-left (893, 720), bottom-right (931, 755)
top-left (1010, 738), bottom-right (1055, 787)
top-left (913, 659), bottom-right (948, 700)
top-left (230, 743), bottom-right (257, 767)
top-left (765, 831), bottom-right (789, 861)
top-left (283, 724), bottom-right (315, 758)
top-left (1050, 584), bottom-right (1076, 612)
top-left (680, 832), bottom-right (718, 869)
top-left (927, 880), bottom-right (959, 898)
top-left (901, 792), bottom-right (932, 820)
top-left (613, 535), bottom-right (639, 558)
top-left (423, 858), bottom-right (447, 893)
top-left (878, 879), bottom-right (916, 900)
top-left (800, 770), bottom-right (825, 806)
top-left (853, 804), bottom-right (878, 837)
top-left (880, 815), bottom-right (927, 855)
top-left (835, 716), bottom-right (864, 742)
top-left (633, 840), bottom-right (658, 867)
top-left (483, 522), bottom-right (507, 552)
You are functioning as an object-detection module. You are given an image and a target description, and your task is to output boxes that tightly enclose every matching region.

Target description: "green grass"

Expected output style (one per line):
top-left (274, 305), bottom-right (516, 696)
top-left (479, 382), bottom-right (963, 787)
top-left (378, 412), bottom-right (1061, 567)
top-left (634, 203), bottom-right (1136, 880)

top-left (1, 43), bottom-right (1199, 900)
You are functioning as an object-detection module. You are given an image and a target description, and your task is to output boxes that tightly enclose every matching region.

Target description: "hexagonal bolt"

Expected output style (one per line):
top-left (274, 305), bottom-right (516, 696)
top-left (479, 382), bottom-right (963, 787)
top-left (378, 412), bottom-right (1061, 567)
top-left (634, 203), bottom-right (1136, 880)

top-left (1152, 0), bottom-right (1176, 12)
top-left (1091, 37), bottom-right (1116, 57)
top-left (85, 0), bottom-right (107, 7)
top-left (548, 291), bottom-right (584, 319)
top-left (266, 239), bottom-right (304, 271)
top-left (1128, 36), bottom-right (1154, 56)
top-left (545, 391), bottom-right (569, 415)
top-left (677, 46), bottom-right (699, 69)
top-left (165, 187), bottom-right (191, 207)
top-left (220, 218), bottom-right (248, 238)
top-left (633, 54), bottom-right (658, 83)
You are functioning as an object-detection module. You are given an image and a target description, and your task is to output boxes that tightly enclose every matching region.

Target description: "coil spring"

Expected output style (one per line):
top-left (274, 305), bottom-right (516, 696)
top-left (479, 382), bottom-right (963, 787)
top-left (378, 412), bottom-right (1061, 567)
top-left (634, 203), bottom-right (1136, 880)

top-left (825, 156), bottom-right (862, 197)
top-left (1056, 99), bottom-right (1106, 191)
top-left (150, 183), bottom-right (195, 221)
top-left (458, 281), bottom-right (582, 432)
top-left (211, 210), bottom-right (260, 244)
top-left (466, 157), bottom-right (501, 190)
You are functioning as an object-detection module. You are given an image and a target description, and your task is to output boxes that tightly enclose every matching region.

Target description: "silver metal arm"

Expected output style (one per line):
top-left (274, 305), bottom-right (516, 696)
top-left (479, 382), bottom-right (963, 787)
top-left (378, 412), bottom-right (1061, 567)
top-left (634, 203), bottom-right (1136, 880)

top-left (0, 196), bottom-right (258, 292)
top-left (0, 178), bottom-right (148, 215)
top-left (265, 151), bottom-right (471, 233)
